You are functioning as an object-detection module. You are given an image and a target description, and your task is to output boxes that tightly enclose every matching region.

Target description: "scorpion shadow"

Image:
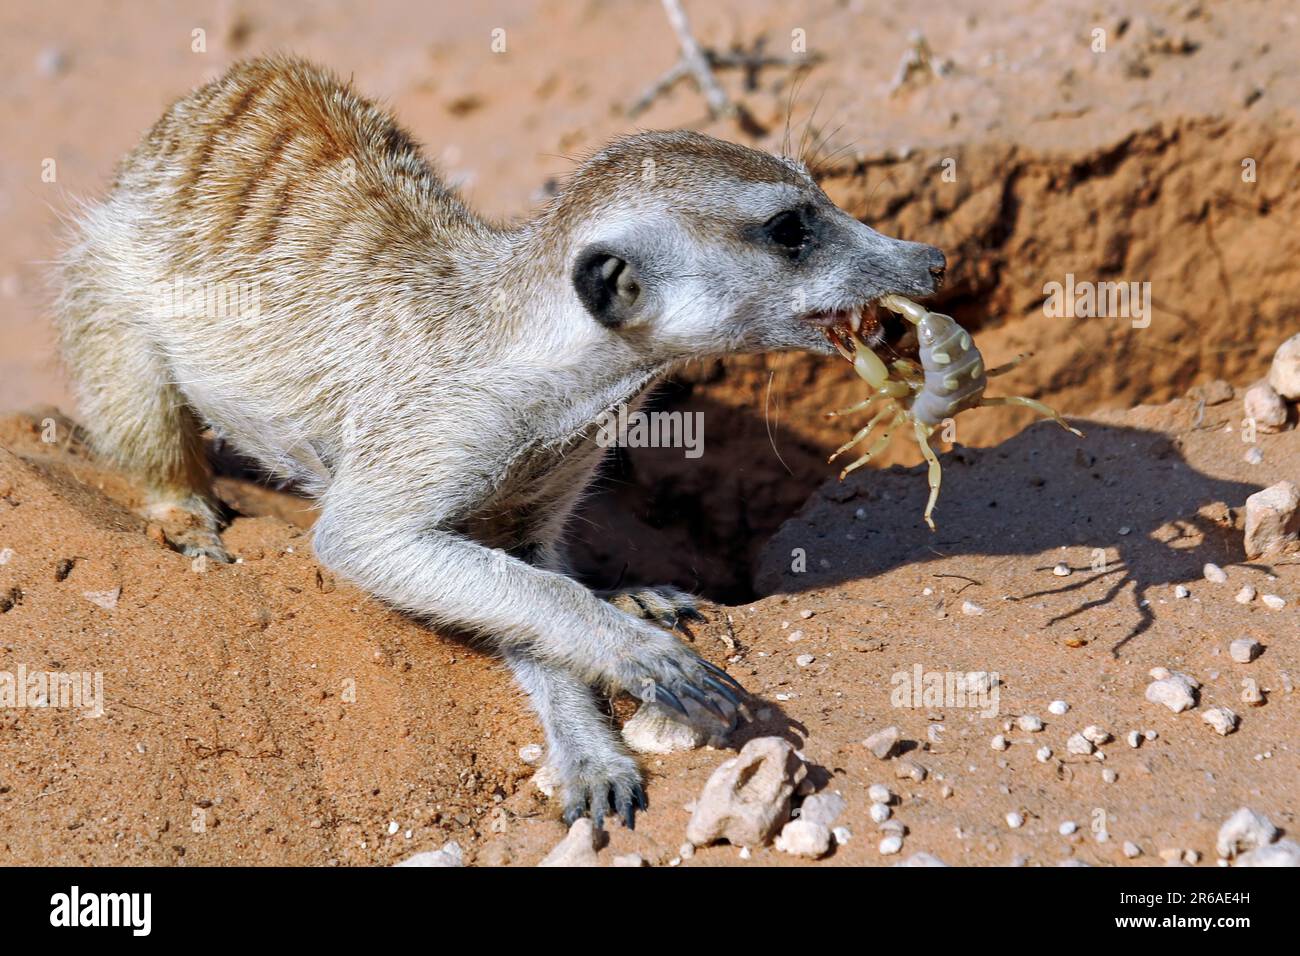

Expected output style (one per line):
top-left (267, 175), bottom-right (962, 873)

top-left (745, 418), bottom-right (1269, 656)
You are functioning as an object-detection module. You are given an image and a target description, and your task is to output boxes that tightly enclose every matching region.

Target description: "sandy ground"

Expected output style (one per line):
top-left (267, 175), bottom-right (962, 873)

top-left (0, 0), bottom-right (1297, 865)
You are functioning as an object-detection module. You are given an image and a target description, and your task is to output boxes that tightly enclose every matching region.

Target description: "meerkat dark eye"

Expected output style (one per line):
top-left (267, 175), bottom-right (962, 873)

top-left (573, 247), bottom-right (642, 327)
top-left (763, 209), bottom-right (812, 253)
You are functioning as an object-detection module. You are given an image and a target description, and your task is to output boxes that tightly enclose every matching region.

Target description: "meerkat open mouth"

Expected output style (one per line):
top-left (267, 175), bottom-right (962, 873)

top-left (805, 296), bottom-right (923, 356)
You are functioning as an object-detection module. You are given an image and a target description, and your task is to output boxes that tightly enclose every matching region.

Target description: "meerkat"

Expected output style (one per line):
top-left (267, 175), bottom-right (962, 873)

top-left (56, 56), bottom-right (945, 829)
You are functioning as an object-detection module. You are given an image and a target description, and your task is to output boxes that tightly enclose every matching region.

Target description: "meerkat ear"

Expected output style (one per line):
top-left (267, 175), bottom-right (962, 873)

top-left (572, 246), bottom-right (642, 327)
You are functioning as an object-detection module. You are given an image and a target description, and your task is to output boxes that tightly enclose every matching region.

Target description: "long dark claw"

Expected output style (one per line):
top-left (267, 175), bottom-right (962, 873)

top-left (679, 682), bottom-right (729, 721)
top-left (700, 660), bottom-right (747, 696)
top-left (703, 676), bottom-right (741, 709)
top-left (653, 685), bottom-right (688, 716)
top-left (622, 799), bottom-right (636, 831)
top-left (633, 785), bottom-right (648, 811)
top-left (679, 606), bottom-right (707, 622)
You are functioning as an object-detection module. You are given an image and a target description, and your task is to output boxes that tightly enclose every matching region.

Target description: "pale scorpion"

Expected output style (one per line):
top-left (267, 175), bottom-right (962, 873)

top-left (824, 294), bottom-right (1083, 530)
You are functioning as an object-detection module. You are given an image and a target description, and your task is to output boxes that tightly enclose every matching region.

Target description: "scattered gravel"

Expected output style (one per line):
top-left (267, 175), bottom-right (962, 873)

top-left (775, 819), bottom-right (832, 858)
top-left (870, 802), bottom-right (892, 824)
top-left (1036, 746), bottom-right (1053, 762)
top-left (1067, 733), bottom-right (1094, 755)
top-left (1052, 562), bottom-right (1070, 577)
top-left (1017, 715), bottom-right (1044, 733)
top-left (867, 784), bottom-right (893, 804)
top-left (1202, 707), bottom-right (1239, 735)
top-left (1229, 637), bottom-right (1261, 663)
top-left (961, 600), bottom-right (986, 616)
top-left (895, 851), bottom-right (948, 866)
top-left (1243, 380), bottom-right (1288, 432)
top-left (1262, 593), bottom-right (1286, 609)
top-left (1235, 585), bottom-right (1257, 604)
top-left (1126, 730), bottom-right (1142, 748)
top-left (1217, 807), bottom-right (1278, 859)
top-left (864, 726), bottom-right (902, 760)
top-left (1267, 331), bottom-right (1300, 399)
top-left (1202, 562), bottom-right (1228, 584)
top-left (1174, 584), bottom-right (1190, 599)
top-left (1082, 725), bottom-right (1112, 745)
top-left (878, 834), bottom-right (903, 855)
top-left (799, 791), bottom-right (846, 828)
top-left (538, 819), bottom-right (599, 867)
top-left (990, 734), bottom-right (1009, 751)
top-left (1059, 821), bottom-right (1077, 836)
top-left (795, 654), bottom-right (815, 667)
top-left (394, 841), bottom-right (464, 867)
top-left (1145, 671), bottom-right (1200, 713)
top-left (1123, 841), bottom-right (1142, 859)
top-left (1006, 811), bottom-right (1025, 829)
top-left (1243, 481), bottom-right (1300, 559)
top-left (1048, 700), bottom-right (1070, 716)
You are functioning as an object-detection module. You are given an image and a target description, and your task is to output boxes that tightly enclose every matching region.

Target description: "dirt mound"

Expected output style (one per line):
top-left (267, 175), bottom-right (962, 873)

top-left (2, 392), bottom-right (1294, 866)
top-left (0, 411), bottom-right (532, 865)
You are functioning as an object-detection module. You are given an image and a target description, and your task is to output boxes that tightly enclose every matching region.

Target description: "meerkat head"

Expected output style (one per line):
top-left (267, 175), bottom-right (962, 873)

top-left (556, 130), bottom-right (945, 360)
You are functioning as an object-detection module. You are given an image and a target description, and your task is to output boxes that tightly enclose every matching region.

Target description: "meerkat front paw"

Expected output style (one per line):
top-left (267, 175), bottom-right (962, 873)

top-left (614, 621), bottom-right (747, 730)
top-left (557, 748), bottom-right (647, 830)
top-left (601, 585), bottom-right (704, 630)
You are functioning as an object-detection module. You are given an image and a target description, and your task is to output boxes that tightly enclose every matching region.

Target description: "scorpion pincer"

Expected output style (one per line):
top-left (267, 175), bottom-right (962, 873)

top-left (825, 294), bottom-right (1083, 530)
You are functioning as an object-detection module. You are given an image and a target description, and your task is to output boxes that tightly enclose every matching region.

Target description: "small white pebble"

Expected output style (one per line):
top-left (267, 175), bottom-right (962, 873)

top-left (1262, 593), bottom-right (1286, 609)
top-left (1202, 707), bottom-right (1239, 735)
top-left (867, 784), bottom-right (892, 804)
top-left (1082, 725), bottom-right (1111, 745)
top-left (738, 847), bottom-right (751, 860)
top-left (1174, 585), bottom-right (1190, 599)
top-left (1118, 526), bottom-right (1131, 535)
top-left (1235, 585), bottom-right (1256, 604)
top-left (1017, 715), bottom-right (1043, 733)
top-left (1126, 730), bottom-right (1142, 748)
top-left (1048, 700), bottom-right (1069, 716)
top-left (1052, 562), bottom-right (1071, 577)
top-left (879, 834), bottom-right (903, 855)
top-left (961, 600), bottom-right (986, 616)
top-left (1036, 746), bottom-right (1053, 762)
top-left (1229, 637), bottom-right (1261, 663)
top-left (1123, 841), bottom-right (1142, 859)
top-left (1006, 812), bottom-right (1024, 829)
top-left (1244, 446), bottom-right (1263, 465)
top-left (990, 734), bottom-right (1009, 751)
top-left (795, 654), bottom-right (815, 667)
top-left (519, 743), bottom-right (544, 765)
top-left (799, 609), bottom-right (814, 619)
top-left (870, 802), bottom-right (891, 824)
top-left (833, 826), bottom-right (851, 845)
top-left (1143, 729), bottom-right (1158, 741)
top-left (1102, 768), bottom-right (1118, 784)
top-left (387, 821), bottom-right (399, 836)
top-left (1067, 733), bottom-right (1094, 755)
top-left (1202, 562), bottom-right (1228, 584)
top-left (1059, 821), bottom-right (1078, 836)
top-left (786, 629), bottom-right (804, 642)
top-left (1183, 849), bottom-right (1200, 865)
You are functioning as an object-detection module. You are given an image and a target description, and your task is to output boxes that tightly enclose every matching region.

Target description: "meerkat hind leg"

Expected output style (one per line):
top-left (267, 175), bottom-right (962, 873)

top-left (58, 295), bottom-right (229, 561)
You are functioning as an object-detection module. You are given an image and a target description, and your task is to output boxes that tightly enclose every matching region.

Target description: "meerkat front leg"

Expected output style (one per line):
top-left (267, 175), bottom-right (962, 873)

top-left (505, 650), bottom-right (646, 827)
top-left (311, 492), bottom-right (743, 735)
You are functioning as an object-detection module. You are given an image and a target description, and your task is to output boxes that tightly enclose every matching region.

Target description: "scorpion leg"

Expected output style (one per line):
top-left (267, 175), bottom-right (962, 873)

top-left (985, 354), bottom-right (1028, 378)
top-left (980, 396), bottom-right (1085, 438)
top-left (838, 411), bottom-right (906, 478)
top-left (914, 419), bottom-right (942, 531)
top-left (828, 407), bottom-right (891, 462)
top-left (825, 395), bottom-right (879, 419)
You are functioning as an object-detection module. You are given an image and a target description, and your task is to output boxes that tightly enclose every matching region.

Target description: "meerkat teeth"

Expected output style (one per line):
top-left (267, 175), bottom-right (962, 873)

top-left (849, 305), bottom-right (863, 334)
